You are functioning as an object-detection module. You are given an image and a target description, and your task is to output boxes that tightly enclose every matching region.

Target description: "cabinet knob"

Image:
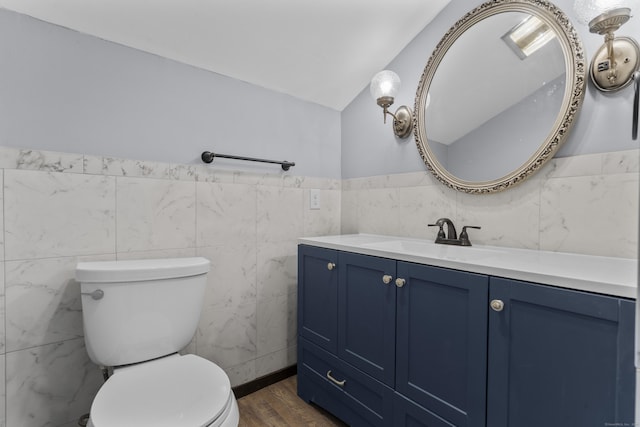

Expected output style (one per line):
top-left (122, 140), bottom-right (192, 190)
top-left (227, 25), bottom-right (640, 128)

top-left (382, 275), bottom-right (393, 284)
top-left (327, 262), bottom-right (336, 271)
top-left (490, 299), bottom-right (504, 312)
top-left (395, 278), bottom-right (406, 288)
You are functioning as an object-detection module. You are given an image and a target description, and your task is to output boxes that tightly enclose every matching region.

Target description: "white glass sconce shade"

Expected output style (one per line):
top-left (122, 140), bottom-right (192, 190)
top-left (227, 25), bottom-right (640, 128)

top-left (370, 70), bottom-right (402, 100)
top-left (573, 0), bottom-right (639, 24)
top-left (369, 70), bottom-right (413, 139)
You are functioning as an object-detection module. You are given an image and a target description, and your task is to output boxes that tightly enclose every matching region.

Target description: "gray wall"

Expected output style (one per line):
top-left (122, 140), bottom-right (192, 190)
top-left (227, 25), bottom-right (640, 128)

top-left (0, 9), bottom-right (342, 179)
top-left (446, 75), bottom-right (565, 181)
top-left (341, 0), bottom-right (640, 179)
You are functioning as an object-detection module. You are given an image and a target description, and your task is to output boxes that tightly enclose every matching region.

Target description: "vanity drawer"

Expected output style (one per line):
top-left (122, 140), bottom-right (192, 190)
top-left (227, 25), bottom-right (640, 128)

top-left (298, 338), bottom-right (394, 426)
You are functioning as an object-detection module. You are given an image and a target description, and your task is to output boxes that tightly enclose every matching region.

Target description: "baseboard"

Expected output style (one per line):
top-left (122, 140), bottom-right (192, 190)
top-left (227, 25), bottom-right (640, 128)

top-left (232, 364), bottom-right (297, 399)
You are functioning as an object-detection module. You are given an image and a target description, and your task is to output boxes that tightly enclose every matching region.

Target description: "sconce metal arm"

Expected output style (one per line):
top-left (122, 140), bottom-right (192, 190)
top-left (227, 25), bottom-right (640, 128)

top-left (376, 96), bottom-right (413, 138)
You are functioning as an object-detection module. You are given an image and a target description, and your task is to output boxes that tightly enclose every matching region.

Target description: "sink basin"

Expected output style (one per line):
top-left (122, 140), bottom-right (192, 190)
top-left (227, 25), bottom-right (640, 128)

top-left (361, 239), bottom-right (504, 263)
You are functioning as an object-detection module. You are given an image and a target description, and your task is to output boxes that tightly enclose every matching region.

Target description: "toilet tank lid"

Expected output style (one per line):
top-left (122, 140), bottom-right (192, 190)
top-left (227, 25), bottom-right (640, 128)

top-left (76, 257), bottom-right (210, 283)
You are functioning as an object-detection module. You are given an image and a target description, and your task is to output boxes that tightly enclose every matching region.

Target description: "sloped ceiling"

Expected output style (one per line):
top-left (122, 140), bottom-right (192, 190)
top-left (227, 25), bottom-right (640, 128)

top-left (0, 0), bottom-right (451, 110)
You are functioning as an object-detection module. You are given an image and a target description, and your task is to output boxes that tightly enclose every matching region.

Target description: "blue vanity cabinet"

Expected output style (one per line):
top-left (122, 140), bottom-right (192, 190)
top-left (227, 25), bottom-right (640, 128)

top-left (298, 244), bottom-right (636, 427)
top-left (487, 277), bottom-right (636, 427)
top-left (297, 245), bottom-right (339, 353)
top-left (395, 262), bottom-right (489, 427)
top-left (338, 251), bottom-right (397, 387)
top-left (298, 245), bottom-right (395, 426)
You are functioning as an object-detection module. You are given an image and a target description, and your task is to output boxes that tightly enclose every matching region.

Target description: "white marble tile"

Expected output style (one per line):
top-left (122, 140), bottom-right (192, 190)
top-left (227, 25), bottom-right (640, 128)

top-left (356, 188), bottom-right (400, 236)
top-left (396, 185), bottom-right (457, 240)
top-left (116, 247), bottom-right (197, 260)
top-left (170, 164), bottom-right (198, 181)
top-left (0, 147), bottom-right (83, 173)
top-left (6, 338), bottom-right (103, 427)
top-left (456, 177), bottom-right (542, 249)
top-left (196, 302), bottom-right (257, 369)
top-left (0, 354), bottom-right (5, 427)
top-left (602, 150), bottom-right (640, 175)
top-left (303, 189), bottom-right (341, 237)
top-left (225, 360), bottom-right (256, 388)
top-left (285, 176), bottom-right (341, 191)
top-left (0, 263), bottom-right (4, 354)
top-left (82, 155), bottom-right (103, 175)
top-left (386, 171), bottom-right (437, 188)
top-left (340, 190), bottom-right (359, 235)
top-left (255, 345), bottom-right (297, 379)
top-left (545, 153), bottom-right (603, 178)
top-left (256, 186), bottom-right (304, 244)
top-left (256, 240), bottom-right (297, 300)
top-left (196, 182), bottom-right (257, 247)
top-left (234, 171), bottom-right (284, 187)
top-left (116, 177), bottom-right (196, 253)
top-left (256, 293), bottom-right (297, 358)
top-left (540, 174), bottom-right (639, 258)
top-left (4, 256), bottom-right (118, 352)
top-left (4, 170), bottom-right (116, 260)
top-left (194, 166), bottom-right (235, 184)
top-left (197, 244), bottom-right (256, 311)
top-left (0, 171), bottom-right (4, 260)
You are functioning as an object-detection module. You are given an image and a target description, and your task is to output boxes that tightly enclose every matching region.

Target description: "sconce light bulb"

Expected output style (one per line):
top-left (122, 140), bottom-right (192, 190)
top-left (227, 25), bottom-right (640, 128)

top-left (370, 70), bottom-right (401, 100)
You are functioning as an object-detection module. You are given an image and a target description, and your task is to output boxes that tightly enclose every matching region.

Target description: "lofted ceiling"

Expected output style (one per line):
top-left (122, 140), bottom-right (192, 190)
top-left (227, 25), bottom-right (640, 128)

top-left (0, 0), bottom-right (451, 111)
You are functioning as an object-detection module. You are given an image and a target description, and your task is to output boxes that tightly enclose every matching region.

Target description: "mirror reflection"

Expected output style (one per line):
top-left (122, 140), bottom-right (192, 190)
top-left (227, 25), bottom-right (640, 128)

top-left (414, 0), bottom-right (585, 193)
top-left (427, 12), bottom-right (565, 182)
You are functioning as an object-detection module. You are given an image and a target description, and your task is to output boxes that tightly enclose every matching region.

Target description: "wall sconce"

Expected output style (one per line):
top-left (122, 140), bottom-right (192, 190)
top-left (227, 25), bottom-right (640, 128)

top-left (370, 70), bottom-right (413, 138)
top-left (573, 1), bottom-right (639, 91)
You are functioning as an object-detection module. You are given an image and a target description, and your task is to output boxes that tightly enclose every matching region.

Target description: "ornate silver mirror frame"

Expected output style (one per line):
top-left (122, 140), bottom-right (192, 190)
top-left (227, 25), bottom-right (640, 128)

top-left (414, 0), bottom-right (586, 194)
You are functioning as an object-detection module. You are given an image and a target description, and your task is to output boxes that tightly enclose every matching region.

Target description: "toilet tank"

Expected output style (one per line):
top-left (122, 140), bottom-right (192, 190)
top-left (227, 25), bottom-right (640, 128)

top-left (76, 257), bottom-right (210, 367)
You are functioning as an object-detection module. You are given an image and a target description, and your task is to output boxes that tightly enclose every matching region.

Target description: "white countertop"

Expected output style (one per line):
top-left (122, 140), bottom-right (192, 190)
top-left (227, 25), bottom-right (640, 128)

top-left (298, 234), bottom-right (638, 299)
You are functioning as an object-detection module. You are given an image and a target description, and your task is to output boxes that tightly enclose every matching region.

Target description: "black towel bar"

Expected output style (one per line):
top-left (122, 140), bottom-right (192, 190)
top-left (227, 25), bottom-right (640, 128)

top-left (201, 151), bottom-right (295, 171)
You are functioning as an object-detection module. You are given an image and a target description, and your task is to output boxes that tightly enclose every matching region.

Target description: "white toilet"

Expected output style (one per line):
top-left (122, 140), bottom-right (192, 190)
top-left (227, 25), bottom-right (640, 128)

top-left (76, 257), bottom-right (240, 427)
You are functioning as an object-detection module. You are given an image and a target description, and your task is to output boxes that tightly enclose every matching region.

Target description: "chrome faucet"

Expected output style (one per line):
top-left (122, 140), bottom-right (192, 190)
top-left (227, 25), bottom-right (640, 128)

top-left (428, 218), bottom-right (480, 246)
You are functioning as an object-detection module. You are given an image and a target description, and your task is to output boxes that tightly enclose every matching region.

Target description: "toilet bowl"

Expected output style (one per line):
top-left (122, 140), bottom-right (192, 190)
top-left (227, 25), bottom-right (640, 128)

top-left (76, 258), bottom-right (239, 427)
top-left (87, 354), bottom-right (239, 427)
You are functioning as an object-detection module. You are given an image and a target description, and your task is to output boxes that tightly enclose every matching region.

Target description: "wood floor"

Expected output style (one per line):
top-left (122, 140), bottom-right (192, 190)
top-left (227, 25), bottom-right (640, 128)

top-left (237, 375), bottom-right (348, 427)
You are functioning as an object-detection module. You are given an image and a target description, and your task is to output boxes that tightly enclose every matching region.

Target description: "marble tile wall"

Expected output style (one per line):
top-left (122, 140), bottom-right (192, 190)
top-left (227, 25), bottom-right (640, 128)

top-left (342, 149), bottom-right (640, 259)
top-left (0, 146), bottom-right (341, 427)
top-left (0, 146), bottom-right (636, 426)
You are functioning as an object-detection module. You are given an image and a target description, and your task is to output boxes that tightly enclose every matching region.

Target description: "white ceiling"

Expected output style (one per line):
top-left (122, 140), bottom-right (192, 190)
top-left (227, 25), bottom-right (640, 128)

top-left (0, 0), bottom-right (451, 111)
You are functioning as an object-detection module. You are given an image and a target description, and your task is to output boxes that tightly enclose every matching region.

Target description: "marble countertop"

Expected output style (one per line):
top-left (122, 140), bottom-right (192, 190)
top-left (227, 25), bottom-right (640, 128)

top-left (298, 234), bottom-right (638, 299)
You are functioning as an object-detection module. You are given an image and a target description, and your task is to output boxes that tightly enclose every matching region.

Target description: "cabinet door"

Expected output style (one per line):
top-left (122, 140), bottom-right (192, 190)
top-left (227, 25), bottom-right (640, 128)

top-left (488, 277), bottom-right (635, 427)
top-left (396, 262), bottom-right (489, 427)
top-left (298, 245), bottom-right (338, 353)
top-left (338, 252), bottom-right (396, 387)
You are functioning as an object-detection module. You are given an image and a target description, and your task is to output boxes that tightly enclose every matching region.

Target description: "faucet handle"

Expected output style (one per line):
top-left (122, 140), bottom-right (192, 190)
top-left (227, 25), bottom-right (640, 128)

top-left (460, 226), bottom-right (481, 246)
top-left (428, 223), bottom-right (446, 240)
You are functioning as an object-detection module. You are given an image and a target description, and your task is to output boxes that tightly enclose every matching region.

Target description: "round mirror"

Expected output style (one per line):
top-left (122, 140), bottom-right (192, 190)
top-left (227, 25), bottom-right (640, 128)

top-left (414, 0), bottom-right (586, 193)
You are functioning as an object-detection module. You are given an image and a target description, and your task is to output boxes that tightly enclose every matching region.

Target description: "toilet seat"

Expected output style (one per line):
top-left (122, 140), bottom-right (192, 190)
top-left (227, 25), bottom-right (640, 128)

top-left (90, 354), bottom-right (234, 427)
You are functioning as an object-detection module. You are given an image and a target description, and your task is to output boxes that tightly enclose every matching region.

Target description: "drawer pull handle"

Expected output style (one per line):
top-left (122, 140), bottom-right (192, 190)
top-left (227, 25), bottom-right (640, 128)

top-left (382, 275), bottom-right (393, 284)
top-left (326, 370), bottom-right (346, 387)
top-left (490, 299), bottom-right (504, 312)
top-left (327, 263), bottom-right (336, 271)
top-left (395, 278), bottom-right (406, 288)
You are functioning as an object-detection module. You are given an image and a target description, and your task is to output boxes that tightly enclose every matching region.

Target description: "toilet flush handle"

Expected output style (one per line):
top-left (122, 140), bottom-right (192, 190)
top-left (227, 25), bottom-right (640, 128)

top-left (81, 289), bottom-right (104, 300)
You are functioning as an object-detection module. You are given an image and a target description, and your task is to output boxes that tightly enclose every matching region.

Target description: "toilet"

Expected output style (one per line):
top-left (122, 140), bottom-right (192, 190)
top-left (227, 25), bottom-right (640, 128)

top-left (76, 257), bottom-right (239, 427)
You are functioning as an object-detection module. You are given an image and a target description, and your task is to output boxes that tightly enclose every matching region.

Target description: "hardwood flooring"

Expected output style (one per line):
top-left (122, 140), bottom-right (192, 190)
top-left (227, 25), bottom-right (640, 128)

top-left (237, 375), bottom-right (348, 427)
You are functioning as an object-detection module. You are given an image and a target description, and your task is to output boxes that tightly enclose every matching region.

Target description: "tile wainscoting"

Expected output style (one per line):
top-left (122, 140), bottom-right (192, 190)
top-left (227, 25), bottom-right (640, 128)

top-left (0, 147), bottom-right (341, 427)
top-left (0, 146), bottom-right (637, 426)
top-left (342, 150), bottom-right (639, 260)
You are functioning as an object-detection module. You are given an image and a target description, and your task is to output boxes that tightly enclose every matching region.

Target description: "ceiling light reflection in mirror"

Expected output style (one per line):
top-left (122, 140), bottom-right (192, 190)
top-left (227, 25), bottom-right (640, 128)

top-left (502, 15), bottom-right (557, 59)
